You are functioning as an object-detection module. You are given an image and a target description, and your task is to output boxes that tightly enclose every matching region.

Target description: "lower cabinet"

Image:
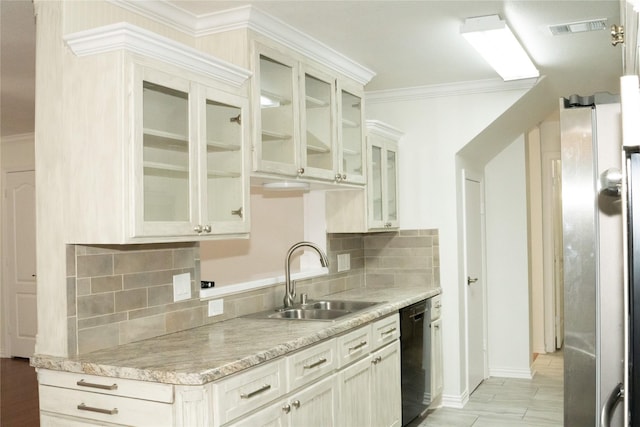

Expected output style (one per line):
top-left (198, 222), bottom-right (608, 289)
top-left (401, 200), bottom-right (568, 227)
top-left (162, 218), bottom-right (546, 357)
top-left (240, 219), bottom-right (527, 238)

top-left (229, 376), bottom-right (338, 427)
top-left (338, 340), bottom-right (401, 427)
top-left (37, 313), bottom-right (404, 427)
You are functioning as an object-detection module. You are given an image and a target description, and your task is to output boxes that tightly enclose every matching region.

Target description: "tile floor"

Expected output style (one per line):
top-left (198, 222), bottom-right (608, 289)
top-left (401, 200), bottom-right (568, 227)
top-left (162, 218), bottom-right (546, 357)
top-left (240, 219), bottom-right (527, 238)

top-left (417, 351), bottom-right (563, 427)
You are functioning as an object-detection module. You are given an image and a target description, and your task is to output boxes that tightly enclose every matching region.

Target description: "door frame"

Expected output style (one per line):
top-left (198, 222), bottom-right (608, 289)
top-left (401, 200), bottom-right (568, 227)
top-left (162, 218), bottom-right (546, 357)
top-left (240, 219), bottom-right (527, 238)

top-left (1, 166), bottom-right (36, 357)
top-left (462, 169), bottom-right (488, 395)
top-left (541, 151), bottom-right (562, 352)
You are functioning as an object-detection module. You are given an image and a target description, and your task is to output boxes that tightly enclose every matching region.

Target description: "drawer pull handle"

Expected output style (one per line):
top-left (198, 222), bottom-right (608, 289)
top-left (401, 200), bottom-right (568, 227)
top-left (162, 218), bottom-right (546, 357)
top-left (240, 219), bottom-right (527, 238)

top-left (348, 341), bottom-right (368, 352)
top-left (381, 327), bottom-right (397, 336)
top-left (240, 384), bottom-right (271, 399)
top-left (372, 356), bottom-right (383, 365)
top-left (77, 403), bottom-right (118, 415)
top-left (303, 357), bottom-right (327, 369)
top-left (76, 380), bottom-right (118, 390)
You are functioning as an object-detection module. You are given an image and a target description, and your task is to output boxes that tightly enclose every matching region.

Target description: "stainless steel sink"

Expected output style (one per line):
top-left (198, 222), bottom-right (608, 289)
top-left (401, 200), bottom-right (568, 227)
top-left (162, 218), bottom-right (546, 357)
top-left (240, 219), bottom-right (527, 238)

top-left (244, 299), bottom-right (384, 321)
top-left (267, 308), bottom-right (351, 320)
top-left (307, 300), bottom-right (379, 311)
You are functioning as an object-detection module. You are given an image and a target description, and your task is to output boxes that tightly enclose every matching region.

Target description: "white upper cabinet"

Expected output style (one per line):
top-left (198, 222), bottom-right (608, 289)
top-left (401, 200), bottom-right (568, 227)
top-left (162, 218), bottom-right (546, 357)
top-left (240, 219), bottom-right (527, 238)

top-left (366, 120), bottom-right (400, 230)
top-left (63, 23), bottom-right (252, 243)
top-left (325, 120), bottom-right (402, 233)
top-left (252, 41), bottom-right (365, 185)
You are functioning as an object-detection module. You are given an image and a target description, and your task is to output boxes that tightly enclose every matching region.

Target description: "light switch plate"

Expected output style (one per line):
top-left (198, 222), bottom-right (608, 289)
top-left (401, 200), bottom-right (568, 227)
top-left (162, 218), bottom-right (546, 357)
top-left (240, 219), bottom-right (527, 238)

top-left (337, 253), bottom-right (350, 272)
top-left (173, 272), bottom-right (191, 302)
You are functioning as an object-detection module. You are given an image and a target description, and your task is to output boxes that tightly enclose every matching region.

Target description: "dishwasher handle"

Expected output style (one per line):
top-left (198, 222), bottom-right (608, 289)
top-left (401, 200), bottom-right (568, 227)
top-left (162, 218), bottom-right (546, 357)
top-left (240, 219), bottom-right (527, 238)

top-left (409, 311), bottom-right (425, 322)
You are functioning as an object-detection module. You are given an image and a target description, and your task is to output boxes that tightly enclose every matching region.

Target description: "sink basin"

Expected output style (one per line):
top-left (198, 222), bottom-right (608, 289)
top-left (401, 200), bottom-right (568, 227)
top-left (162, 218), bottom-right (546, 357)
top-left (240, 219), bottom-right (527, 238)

top-left (244, 299), bottom-right (383, 321)
top-left (267, 308), bottom-right (351, 320)
top-left (307, 300), bottom-right (379, 311)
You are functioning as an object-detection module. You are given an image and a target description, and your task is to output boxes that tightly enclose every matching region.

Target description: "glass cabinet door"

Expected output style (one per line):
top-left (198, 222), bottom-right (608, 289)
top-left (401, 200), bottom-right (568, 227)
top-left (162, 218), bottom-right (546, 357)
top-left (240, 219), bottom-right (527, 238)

top-left (386, 146), bottom-right (398, 225)
top-left (202, 88), bottom-right (249, 234)
top-left (139, 74), bottom-right (195, 236)
top-left (370, 144), bottom-right (384, 225)
top-left (339, 86), bottom-right (366, 184)
top-left (301, 68), bottom-right (336, 180)
top-left (255, 47), bottom-right (298, 175)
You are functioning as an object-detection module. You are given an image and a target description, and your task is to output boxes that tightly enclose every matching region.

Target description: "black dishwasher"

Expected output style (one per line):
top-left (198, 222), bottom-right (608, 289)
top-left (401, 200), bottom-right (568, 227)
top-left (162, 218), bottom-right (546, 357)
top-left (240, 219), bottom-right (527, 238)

top-left (400, 299), bottom-right (431, 426)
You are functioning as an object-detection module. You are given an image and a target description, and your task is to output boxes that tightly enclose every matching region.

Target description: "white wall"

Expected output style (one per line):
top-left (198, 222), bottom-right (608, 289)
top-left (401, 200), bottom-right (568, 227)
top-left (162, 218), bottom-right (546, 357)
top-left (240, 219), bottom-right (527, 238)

top-left (366, 82), bottom-right (531, 405)
top-left (484, 136), bottom-right (532, 377)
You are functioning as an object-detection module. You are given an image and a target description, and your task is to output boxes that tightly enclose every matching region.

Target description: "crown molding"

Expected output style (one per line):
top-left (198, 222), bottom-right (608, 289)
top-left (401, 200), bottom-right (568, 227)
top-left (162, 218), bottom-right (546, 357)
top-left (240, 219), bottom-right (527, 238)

top-left (365, 120), bottom-right (404, 140)
top-left (107, 1), bottom-right (376, 86)
top-left (63, 22), bottom-right (252, 87)
top-left (366, 77), bottom-right (540, 104)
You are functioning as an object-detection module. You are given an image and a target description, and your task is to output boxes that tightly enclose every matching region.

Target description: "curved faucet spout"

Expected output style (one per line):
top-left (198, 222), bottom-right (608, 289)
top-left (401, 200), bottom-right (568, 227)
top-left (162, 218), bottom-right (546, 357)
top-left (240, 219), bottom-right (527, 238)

top-left (283, 241), bottom-right (329, 308)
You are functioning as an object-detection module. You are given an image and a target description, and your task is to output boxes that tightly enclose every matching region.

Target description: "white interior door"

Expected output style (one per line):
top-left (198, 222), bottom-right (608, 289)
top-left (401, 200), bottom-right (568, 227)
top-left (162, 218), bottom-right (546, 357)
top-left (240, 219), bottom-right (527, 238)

top-left (465, 175), bottom-right (486, 393)
top-left (4, 170), bottom-right (37, 357)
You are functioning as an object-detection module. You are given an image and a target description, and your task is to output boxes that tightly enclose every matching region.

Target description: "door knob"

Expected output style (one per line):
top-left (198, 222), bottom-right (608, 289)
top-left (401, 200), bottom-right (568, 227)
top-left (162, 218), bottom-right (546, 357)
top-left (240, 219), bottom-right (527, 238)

top-left (467, 276), bottom-right (478, 285)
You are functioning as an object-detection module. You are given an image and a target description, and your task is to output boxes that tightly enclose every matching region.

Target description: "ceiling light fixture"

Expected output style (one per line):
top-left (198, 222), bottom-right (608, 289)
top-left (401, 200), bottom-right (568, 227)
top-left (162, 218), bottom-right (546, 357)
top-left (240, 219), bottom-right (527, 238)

top-left (461, 15), bottom-right (539, 81)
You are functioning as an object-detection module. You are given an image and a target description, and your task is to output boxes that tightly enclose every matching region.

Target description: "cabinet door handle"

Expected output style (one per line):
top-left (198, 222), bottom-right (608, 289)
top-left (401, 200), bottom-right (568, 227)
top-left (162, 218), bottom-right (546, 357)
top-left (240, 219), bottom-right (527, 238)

top-left (303, 357), bottom-right (327, 369)
top-left (203, 225), bottom-right (212, 233)
top-left (193, 224), bottom-right (203, 233)
top-left (76, 380), bottom-right (118, 391)
top-left (381, 327), bottom-right (397, 336)
top-left (231, 207), bottom-right (243, 218)
top-left (230, 114), bottom-right (241, 125)
top-left (77, 403), bottom-right (118, 415)
top-left (298, 167), bottom-right (305, 175)
top-left (335, 173), bottom-right (343, 181)
top-left (371, 356), bottom-right (382, 365)
top-left (348, 341), bottom-right (368, 352)
top-left (240, 384), bottom-right (271, 399)
top-left (282, 404), bottom-right (291, 414)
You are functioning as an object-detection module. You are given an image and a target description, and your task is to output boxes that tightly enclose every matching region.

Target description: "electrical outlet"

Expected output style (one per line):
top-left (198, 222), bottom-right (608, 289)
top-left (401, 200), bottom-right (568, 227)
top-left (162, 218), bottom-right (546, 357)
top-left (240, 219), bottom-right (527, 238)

top-left (337, 253), bottom-right (350, 272)
top-left (173, 272), bottom-right (191, 302)
top-left (208, 299), bottom-right (224, 317)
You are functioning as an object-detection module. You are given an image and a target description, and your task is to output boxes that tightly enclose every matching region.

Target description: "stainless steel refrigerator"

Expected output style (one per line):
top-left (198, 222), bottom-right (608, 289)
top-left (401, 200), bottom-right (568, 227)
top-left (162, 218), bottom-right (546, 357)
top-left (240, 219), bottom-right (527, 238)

top-left (559, 92), bottom-right (624, 427)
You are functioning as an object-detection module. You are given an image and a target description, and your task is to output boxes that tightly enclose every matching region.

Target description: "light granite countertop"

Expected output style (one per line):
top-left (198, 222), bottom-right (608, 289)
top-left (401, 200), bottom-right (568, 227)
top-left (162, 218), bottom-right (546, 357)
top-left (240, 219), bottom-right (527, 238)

top-left (31, 286), bottom-right (440, 386)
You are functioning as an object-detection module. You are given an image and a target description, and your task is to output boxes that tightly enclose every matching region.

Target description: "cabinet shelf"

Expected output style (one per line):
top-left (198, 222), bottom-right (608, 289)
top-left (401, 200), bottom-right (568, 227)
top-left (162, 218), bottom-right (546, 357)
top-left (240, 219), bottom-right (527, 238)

top-left (306, 95), bottom-right (330, 108)
top-left (208, 170), bottom-right (241, 178)
top-left (306, 131), bottom-right (331, 153)
top-left (260, 90), bottom-right (292, 108)
top-left (206, 140), bottom-right (241, 152)
top-left (262, 130), bottom-right (292, 142)
top-left (342, 118), bottom-right (360, 128)
top-left (143, 162), bottom-right (189, 178)
top-left (144, 128), bottom-right (189, 151)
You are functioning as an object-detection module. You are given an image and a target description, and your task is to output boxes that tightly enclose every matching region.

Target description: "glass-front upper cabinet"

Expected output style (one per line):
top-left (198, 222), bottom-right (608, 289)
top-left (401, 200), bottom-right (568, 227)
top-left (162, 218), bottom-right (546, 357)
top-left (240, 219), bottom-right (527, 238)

top-left (201, 87), bottom-right (250, 235)
top-left (139, 69), bottom-right (195, 237)
top-left (254, 45), bottom-right (300, 176)
top-left (366, 120), bottom-right (401, 230)
top-left (135, 66), bottom-right (249, 239)
top-left (300, 66), bottom-right (337, 180)
top-left (338, 80), bottom-right (366, 185)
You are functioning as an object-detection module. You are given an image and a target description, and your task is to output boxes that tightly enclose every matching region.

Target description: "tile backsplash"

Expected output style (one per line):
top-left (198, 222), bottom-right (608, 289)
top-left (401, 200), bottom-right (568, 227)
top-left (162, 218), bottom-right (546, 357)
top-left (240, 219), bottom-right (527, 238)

top-left (67, 229), bottom-right (439, 355)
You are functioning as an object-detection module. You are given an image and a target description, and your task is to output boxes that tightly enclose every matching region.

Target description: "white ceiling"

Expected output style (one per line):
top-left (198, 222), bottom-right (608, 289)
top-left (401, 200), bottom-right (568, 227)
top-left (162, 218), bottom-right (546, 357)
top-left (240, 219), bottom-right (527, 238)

top-left (0, 0), bottom-right (623, 138)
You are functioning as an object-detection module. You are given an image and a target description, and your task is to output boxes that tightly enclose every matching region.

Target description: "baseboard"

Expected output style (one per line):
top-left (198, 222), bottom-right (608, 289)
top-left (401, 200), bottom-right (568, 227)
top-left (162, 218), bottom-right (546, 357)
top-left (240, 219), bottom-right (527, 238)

top-left (441, 389), bottom-right (469, 409)
top-left (489, 367), bottom-right (533, 379)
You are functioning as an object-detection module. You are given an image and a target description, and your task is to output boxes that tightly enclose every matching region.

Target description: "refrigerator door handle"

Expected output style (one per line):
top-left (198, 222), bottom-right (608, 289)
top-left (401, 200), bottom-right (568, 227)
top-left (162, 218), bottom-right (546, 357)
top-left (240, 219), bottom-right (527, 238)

top-left (600, 382), bottom-right (624, 427)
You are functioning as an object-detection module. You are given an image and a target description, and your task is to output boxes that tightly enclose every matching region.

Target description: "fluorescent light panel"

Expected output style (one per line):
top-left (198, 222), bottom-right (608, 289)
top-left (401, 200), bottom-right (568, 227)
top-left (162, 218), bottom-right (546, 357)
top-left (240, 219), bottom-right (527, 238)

top-left (461, 15), bottom-right (539, 81)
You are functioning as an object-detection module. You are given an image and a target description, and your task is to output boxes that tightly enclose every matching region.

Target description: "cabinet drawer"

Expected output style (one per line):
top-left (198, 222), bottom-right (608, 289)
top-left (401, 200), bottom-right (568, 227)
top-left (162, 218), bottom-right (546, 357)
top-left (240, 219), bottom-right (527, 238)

top-left (211, 358), bottom-right (286, 425)
top-left (371, 314), bottom-right (400, 350)
top-left (431, 295), bottom-right (442, 321)
top-left (336, 325), bottom-right (373, 368)
top-left (39, 384), bottom-right (173, 426)
top-left (37, 369), bottom-right (174, 403)
top-left (286, 338), bottom-right (337, 391)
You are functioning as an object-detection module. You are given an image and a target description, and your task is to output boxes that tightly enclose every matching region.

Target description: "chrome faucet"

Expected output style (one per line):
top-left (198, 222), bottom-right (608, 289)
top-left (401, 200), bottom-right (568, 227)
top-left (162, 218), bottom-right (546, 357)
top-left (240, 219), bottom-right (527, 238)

top-left (283, 241), bottom-right (329, 308)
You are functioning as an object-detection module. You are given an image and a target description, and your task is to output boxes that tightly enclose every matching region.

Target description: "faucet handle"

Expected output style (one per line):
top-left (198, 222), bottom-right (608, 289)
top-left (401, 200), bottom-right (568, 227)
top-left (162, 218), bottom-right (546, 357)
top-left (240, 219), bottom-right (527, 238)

top-left (300, 293), bottom-right (308, 305)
